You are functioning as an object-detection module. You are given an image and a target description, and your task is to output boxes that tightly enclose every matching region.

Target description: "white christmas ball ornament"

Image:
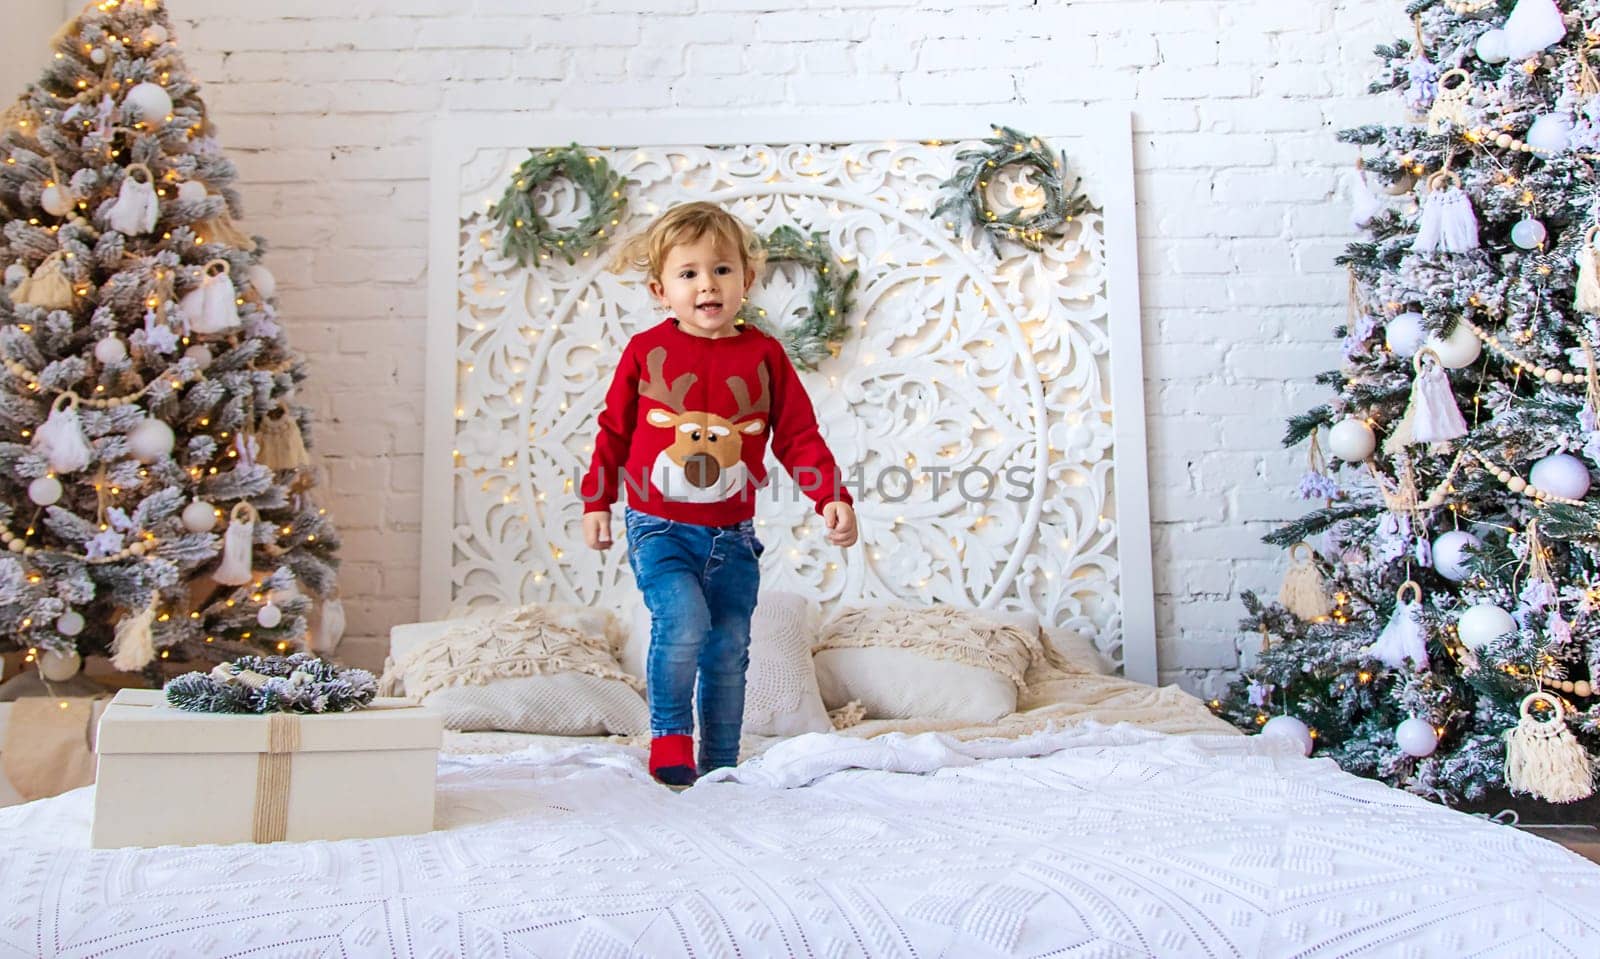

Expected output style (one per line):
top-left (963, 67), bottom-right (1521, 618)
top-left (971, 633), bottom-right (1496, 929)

top-left (257, 602), bottom-right (283, 629)
top-left (247, 264), bottom-right (276, 299)
top-left (40, 185), bottom-right (73, 217)
top-left (1386, 312), bottom-right (1427, 356)
top-left (1530, 452), bottom-right (1592, 500)
top-left (123, 81), bottom-right (173, 125)
top-left (1261, 715), bottom-right (1314, 757)
top-left (1458, 603), bottom-right (1516, 651)
top-left (89, 47), bottom-right (107, 65)
top-left (28, 475), bottom-right (62, 506)
top-left (176, 180), bottom-right (207, 204)
top-left (1475, 28), bottom-right (1509, 64)
top-left (1425, 324), bottom-right (1482, 369)
top-left (1510, 218), bottom-right (1548, 250)
top-left (141, 24), bottom-right (168, 45)
top-left (1395, 717), bottom-right (1439, 758)
top-left (1432, 530), bottom-right (1483, 581)
top-left (185, 343), bottom-right (213, 369)
top-left (39, 647), bottom-right (82, 681)
top-left (1329, 417), bottom-right (1377, 462)
top-left (129, 417), bottom-right (175, 463)
top-left (94, 335), bottom-right (127, 364)
top-left (181, 499), bottom-right (217, 533)
top-left (1526, 114), bottom-right (1573, 154)
top-left (55, 610), bottom-right (85, 637)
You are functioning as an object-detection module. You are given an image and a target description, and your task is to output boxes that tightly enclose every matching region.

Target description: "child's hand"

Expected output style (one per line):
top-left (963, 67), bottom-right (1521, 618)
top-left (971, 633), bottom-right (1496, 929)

top-left (823, 501), bottom-right (857, 547)
top-left (583, 511), bottom-right (613, 551)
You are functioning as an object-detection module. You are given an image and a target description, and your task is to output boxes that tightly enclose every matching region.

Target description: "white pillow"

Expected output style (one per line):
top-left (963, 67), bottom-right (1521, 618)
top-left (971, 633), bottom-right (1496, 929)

top-left (742, 591), bottom-right (831, 736)
top-left (814, 648), bottom-right (1016, 724)
top-left (811, 602), bottom-right (1048, 724)
top-left (423, 674), bottom-right (648, 736)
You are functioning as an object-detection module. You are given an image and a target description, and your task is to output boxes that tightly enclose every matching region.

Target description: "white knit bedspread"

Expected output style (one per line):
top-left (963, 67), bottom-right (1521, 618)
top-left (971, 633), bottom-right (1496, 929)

top-left (1, 724), bottom-right (1596, 958)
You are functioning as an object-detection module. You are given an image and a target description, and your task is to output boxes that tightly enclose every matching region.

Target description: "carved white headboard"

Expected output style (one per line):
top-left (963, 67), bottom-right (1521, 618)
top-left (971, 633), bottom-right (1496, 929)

top-left (423, 108), bottom-right (1156, 683)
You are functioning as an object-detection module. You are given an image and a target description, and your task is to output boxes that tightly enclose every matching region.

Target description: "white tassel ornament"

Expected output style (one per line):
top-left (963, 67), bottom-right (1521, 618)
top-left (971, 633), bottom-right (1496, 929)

top-left (105, 162), bottom-right (160, 236)
top-left (110, 595), bottom-right (159, 672)
top-left (1279, 541), bottom-right (1334, 620)
top-left (34, 391), bottom-right (93, 474)
top-left (179, 259), bottom-right (241, 335)
top-left (214, 501), bottom-right (257, 586)
top-left (1575, 225), bottom-right (1600, 314)
top-left (1367, 580), bottom-right (1430, 670)
top-left (1503, 0), bottom-right (1566, 60)
top-left (1404, 348), bottom-right (1468, 443)
top-left (1414, 172), bottom-right (1480, 253)
top-left (1505, 691), bottom-right (1594, 803)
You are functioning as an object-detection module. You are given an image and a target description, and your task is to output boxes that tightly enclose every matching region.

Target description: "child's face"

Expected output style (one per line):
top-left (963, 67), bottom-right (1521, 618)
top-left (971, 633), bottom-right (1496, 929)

top-left (649, 233), bottom-right (756, 338)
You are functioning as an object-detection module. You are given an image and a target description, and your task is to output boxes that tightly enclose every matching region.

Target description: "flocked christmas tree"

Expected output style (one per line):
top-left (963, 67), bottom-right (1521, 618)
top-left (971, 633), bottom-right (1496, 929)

top-left (1217, 0), bottom-right (1600, 805)
top-left (0, 0), bottom-right (341, 686)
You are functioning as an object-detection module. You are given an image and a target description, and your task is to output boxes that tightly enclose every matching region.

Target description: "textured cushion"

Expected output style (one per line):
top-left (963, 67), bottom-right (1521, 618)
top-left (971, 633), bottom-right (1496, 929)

top-left (812, 603), bottom-right (1050, 724)
top-left (423, 674), bottom-right (648, 736)
top-left (742, 592), bottom-right (831, 736)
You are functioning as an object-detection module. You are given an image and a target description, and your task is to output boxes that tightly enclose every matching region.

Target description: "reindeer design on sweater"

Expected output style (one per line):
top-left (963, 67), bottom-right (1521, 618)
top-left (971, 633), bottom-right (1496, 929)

top-left (640, 346), bottom-right (769, 503)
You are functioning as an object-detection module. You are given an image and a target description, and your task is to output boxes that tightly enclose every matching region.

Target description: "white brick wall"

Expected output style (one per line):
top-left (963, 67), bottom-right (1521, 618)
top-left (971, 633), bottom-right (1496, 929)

top-left (42, 1), bottom-right (1411, 693)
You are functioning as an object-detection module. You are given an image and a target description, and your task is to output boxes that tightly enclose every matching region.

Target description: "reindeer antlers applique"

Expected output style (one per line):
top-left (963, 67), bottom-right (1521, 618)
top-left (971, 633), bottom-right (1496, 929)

top-left (640, 347), bottom-right (771, 502)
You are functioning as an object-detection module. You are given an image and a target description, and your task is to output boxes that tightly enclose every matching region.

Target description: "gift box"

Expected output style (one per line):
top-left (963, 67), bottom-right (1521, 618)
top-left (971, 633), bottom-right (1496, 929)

top-left (92, 688), bottom-right (442, 848)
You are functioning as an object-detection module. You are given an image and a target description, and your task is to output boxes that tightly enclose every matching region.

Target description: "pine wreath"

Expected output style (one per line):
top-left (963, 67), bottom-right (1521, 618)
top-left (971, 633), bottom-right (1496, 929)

top-left (490, 144), bottom-right (629, 267)
top-left (738, 225), bottom-right (859, 371)
top-left (932, 125), bottom-right (1093, 254)
top-left (164, 652), bottom-right (378, 713)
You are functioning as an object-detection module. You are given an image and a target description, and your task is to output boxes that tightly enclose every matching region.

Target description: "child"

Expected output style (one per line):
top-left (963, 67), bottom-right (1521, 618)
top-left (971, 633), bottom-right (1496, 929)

top-left (580, 201), bottom-right (858, 788)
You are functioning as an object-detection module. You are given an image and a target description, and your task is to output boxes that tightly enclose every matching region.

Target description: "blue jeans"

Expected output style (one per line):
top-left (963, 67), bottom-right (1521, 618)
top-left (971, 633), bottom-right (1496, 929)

top-left (623, 507), bottom-right (763, 771)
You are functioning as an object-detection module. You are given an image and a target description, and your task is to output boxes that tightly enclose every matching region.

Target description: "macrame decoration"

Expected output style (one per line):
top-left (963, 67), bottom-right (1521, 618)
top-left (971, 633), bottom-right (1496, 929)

top-left (214, 501), bottom-right (258, 585)
top-left (1503, 0), bottom-right (1567, 61)
top-left (1414, 171), bottom-right (1480, 253)
top-left (178, 258), bottom-right (241, 335)
top-left (109, 594), bottom-right (159, 672)
top-left (105, 162), bottom-right (160, 236)
top-left (1426, 69), bottom-right (1472, 135)
top-left (1504, 690), bottom-right (1595, 803)
top-left (33, 390), bottom-right (93, 474)
top-left (1403, 348), bottom-right (1468, 443)
top-left (1575, 225), bottom-right (1600, 314)
top-left (1279, 541), bottom-right (1334, 620)
top-left (1368, 580), bottom-right (1430, 670)
top-left (13, 251), bottom-right (76, 310)
top-left (256, 401), bottom-right (310, 471)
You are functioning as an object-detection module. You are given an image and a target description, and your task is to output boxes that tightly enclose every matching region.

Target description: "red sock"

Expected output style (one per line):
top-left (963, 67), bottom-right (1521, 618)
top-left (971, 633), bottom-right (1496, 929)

top-left (649, 734), bottom-right (696, 786)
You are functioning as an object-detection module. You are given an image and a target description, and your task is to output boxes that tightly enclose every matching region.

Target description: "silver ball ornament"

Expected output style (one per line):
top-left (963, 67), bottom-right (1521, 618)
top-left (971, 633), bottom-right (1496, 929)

top-left (141, 24), bottom-right (168, 45)
top-left (1328, 417), bottom-right (1376, 462)
top-left (94, 335), bottom-right (127, 365)
top-left (1510, 218), bottom-right (1548, 250)
top-left (257, 603), bottom-right (283, 629)
top-left (1261, 715), bottom-right (1314, 757)
top-left (181, 499), bottom-right (217, 533)
top-left (1458, 603), bottom-right (1515, 651)
top-left (1529, 452), bottom-right (1591, 500)
top-left (39, 647), bottom-right (82, 681)
top-left (1432, 530), bottom-right (1483, 582)
top-left (129, 418), bottom-right (175, 463)
top-left (1385, 312), bottom-right (1426, 356)
top-left (28, 475), bottom-right (62, 506)
top-left (55, 611), bottom-right (85, 637)
top-left (1395, 717), bottom-right (1439, 758)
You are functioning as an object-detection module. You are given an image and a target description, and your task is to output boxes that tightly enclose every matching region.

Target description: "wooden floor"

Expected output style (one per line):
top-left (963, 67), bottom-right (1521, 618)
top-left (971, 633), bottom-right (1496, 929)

top-left (1520, 825), bottom-right (1600, 865)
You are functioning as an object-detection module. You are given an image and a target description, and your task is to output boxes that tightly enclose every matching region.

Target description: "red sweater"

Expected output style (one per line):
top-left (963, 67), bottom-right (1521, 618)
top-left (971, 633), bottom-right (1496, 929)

top-left (580, 318), bottom-right (854, 525)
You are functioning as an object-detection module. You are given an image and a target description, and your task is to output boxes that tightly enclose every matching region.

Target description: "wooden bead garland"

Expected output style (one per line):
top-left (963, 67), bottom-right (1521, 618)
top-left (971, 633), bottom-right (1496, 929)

top-left (1472, 451), bottom-right (1590, 506)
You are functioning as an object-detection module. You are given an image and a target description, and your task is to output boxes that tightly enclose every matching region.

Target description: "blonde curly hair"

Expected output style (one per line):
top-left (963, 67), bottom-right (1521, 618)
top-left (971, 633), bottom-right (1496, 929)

top-left (609, 201), bottom-right (766, 282)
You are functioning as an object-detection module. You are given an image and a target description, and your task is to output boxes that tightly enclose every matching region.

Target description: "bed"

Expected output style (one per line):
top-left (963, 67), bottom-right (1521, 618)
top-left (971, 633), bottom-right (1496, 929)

top-left (3, 111), bottom-right (1598, 956)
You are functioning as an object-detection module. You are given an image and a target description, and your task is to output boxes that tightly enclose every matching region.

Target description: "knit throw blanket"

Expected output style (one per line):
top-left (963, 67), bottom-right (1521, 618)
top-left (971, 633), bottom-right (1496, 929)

top-left (378, 605), bottom-right (641, 701)
top-left (814, 605), bottom-right (1048, 687)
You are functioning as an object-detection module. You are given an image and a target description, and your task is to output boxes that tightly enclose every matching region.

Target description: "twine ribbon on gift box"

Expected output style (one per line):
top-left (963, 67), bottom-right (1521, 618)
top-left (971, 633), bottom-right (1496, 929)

top-left (254, 712), bottom-right (301, 843)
